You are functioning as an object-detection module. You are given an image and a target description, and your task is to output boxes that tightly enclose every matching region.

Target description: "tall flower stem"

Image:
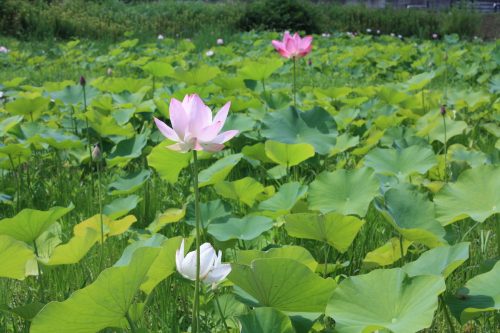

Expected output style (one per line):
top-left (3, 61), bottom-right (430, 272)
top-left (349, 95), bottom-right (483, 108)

top-left (192, 150), bottom-right (201, 333)
top-left (214, 289), bottom-right (230, 333)
top-left (292, 57), bottom-right (297, 108)
top-left (96, 157), bottom-right (105, 270)
top-left (442, 112), bottom-right (448, 182)
top-left (82, 82), bottom-right (94, 196)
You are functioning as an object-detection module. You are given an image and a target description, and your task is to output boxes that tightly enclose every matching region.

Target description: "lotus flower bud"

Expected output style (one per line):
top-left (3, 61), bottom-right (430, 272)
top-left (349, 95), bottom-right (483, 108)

top-left (79, 76), bottom-right (86, 87)
top-left (107, 67), bottom-right (113, 76)
top-left (92, 144), bottom-right (101, 161)
top-left (440, 105), bottom-right (446, 116)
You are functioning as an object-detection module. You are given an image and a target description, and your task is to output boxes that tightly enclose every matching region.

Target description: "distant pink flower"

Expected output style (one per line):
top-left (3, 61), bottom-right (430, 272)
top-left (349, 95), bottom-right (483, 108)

top-left (154, 94), bottom-right (238, 152)
top-left (272, 31), bottom-right (312, 59)
top-left (0, 46), bottom-right (8, 53)
top-left (432, 33), bottom-right (438, 39)
top-left (216, 38), bottom-right (224, 45)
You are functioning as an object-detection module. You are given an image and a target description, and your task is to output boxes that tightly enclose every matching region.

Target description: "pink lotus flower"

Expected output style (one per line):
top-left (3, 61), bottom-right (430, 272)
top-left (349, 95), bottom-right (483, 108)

top-left (272, 31), bottom-right (312, 59)
top-left (154, 94), bottom-right (238, 152)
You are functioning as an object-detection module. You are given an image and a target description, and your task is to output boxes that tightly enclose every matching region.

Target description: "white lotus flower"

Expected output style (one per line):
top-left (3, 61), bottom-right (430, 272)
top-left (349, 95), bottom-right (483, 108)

top-left (206, 50), bottom-right (214, 57)
top-left (175, 239), bottom-right (231, 285)
top-left (0, 91), bottom-right (3, 98)
top-left (158, 34), bottom-right (164, 40)
top-left (216, 38), bottom-right (224, 45)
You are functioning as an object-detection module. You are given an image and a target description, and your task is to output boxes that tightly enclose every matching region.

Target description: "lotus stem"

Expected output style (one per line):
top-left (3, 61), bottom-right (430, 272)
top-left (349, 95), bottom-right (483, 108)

top-left (125, 311), bottom-right (137, 333)
top-left (292, 57), bottom-right (297, 108)
top-left (82, 81), bottom-right (94, 195)
top-left (96, 156), bottom-right (105, 270)
top-left (442, 111), bottom-right (448, 182)
top-left (439, 295), bottom-right (456, 333)
top-left (323, 243), bottom-right (331, 277)
top-left (33, 240), bottom-right (44, 302)
top-left (192, 150), bottom-right (201, 333)
top-left (214, 289), bottom-right (230, 333)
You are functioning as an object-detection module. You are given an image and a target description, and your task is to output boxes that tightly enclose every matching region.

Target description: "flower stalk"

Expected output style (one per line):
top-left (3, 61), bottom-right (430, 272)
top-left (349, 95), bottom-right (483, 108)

top-left (192, 149), bottom-right (201, 333)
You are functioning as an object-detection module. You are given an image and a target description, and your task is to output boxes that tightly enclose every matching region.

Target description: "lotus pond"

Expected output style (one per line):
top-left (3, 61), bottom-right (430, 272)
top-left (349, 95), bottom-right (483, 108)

top-left (0, 32), bottom-right (499, 333)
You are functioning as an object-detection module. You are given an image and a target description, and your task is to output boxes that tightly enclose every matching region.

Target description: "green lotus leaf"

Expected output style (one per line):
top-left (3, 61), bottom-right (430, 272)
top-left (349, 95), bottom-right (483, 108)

top-left (147, 140), bottom-right (191, 184)
top-left (308, 167), bottom-right (379, 217)
top-left (375, 186), bottom-right (445, 247)
top-left (50, 84), bottom-right (99, 105)
top-left (73, 214), bottom-right (136, 240)
top-left (214, 177), bottom-right (266, 207)
top-left (403, 242), bottom-right (469, 278)
top-left (0, 115), bottom-right (23, 137)
top-left (107, 134), bottom-right (148, 167)
top-left (261, 91), bottom-right (292, 110)
top-left (91, 77), bottom-right (151, 93)
top-left (405, 71), bottom-right (436, 91)
top-left (434, 165), bottom-right (500, 225)
top-left (242, 143), bottom-right (274, 164)
top-left (0, 204), bottom-right (74, 244)
top-left (239, 307), bottom-right (295, 333)
top-left (86, 109), bottom-right (135, 138)
top-left (449, 145), bottom-right (487, 168)
top-left (258, 182), bottom-right (308, 213)
top-left (0, 143), bottom-right (31, 168)
top-left (364, 145), bottom-right (437, 179)
top-left (0, 235), bottom-right (35, 280)
top-left (229, 258), bottom-right (336, 313)
top-left (43, 228), bottom-right (98, 266)
top-left (185, 199), bottom-right (231, 228)
top-left (107, 169), bottom-right (151, 196)
top-left (237, 246), bottom-right (318, 272)
top-left (264, 141), bottom-right (315, 167)
top-left (239, 58), bottom-right (283, 81)
top-left (326, 268), bottom-right (446, 333)
top-left (5, 302), bottom-right (45, 321)
top-left (329, 133), bottom-right (359, 156)
top-left (213, 76), bottom-right (247, 90)
top-left (147, 207), bottom-right (186, 233)
top-left (363, 237), bottom-right (413, 268)
top-left (284, 212), bottom-right (364, 253)
top-left (142, 61), bottom-right (175, 78)
top-left (198, 153), bottom-right (243, 187)
top-left (30, 247), bottom-right (160, 333)
top-left (103, 195), bottom-right (141, 220)
top-left (5, 96), bottom-right (48, 120)
top-left (167, 65), bottom-right (220, 85)
top-left (416, 113), bottom-right (468, 143)
top-left (261, 107), bottom-right (337, 155)
top-left (446, 261), bottom-right (500, 324)
top-left (208, 215), bottom-right (274, 242)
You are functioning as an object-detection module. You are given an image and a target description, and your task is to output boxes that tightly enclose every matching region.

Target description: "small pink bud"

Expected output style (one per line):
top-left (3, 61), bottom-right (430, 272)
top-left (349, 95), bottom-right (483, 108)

top-left (92, 144), bottom-right (101, 161)
top-left (440, 105), bottom-right (446, 116)
top-left (216, 38), bottom-right (224, 45)
top-left (80, 76), bottom-right (86, 87)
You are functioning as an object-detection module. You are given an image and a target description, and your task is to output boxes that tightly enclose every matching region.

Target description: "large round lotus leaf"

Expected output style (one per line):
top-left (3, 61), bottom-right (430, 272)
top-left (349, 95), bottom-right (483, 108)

top-left (142, 61), bottom-right (175, 78)
top-left (261, 107), bottom-right (337, 155)
top-left (214, 177), bottom-right (265, 207)
top-left (449, 145), bottom-right (487, 168)
top-left (0, 115), bottom-right (23, 137)
top-left (403, 242), bottom-right (469, 278)
top-left (30, 247), bottom-right (160, 333)
top-left (405, 71), bottom-right (436, 91)
top-left (50, 84), bottom-right (99, 105)
top-left (186, 199), bottom-right (231, 228)
top-left (416, 113), bottom-right (468, 144)
top-left (0, 204), bottom-right (74, 244)
top-left (239, 307), bottom-right (295, 333)
top-left (329, 133), bottom-right (359, 156)
top-left (103, 195), bottom-right (141, 220)
top-left (147, 207), bottom-right (186, 233)
top-left (73, 214), bottom-right (136, 240)
top-left (363, 237), bottom-right (413, 268)
top-left (376, 186), bottom-right (445, 248)
top-left (208, 215), bottom-right (274, 241)
top-left (0, 235), bottom-right (35, 280)
top-left (198, 153), bottom-right (243, 187)
top-left (107, 169), bottom-right (151, 196)
top-left (364, 145), bottom-right (437, 179)
top-left (5, 96), bottom-right (48, 120)
top-left (167, 65), bottom-right (220, 85)
top-left (238, 58), bottom-right (283, 81)
top-left (258, 182), bottom-right (308, 213)
top-left (446, 261), bottom-right (500, 324)
top-left (43, 228), bottom-right (98, 266)
top-left (86, 109), bottom-right (135, 138)
top-left (434, 165), bottom-right (500, 225)
top-left (308, 167), bottom-right (379, 217)
top-left (242, 143), bottom-right (274, 163)
top-left (107, 134), bottom-right (148, 167)
top-left (91, 77), bottom-right (151, 94)
top-left (229, 258), bottom-right (336, 313)
top-left (264, 141), bottom-right (315, 167)
top-left (326, 268), bottom-right (446, 333)
top-left (147, 140), bottom-right (191, 184)
top-left (237, 246), bottom-right (318, 272)
top-left (284, 212), bottom-right (364, 253)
